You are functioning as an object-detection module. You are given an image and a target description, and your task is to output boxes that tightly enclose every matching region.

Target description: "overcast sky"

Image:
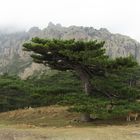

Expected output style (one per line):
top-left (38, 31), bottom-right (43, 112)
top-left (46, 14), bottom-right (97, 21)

top-left (0, 0), bottom-right (140, 41)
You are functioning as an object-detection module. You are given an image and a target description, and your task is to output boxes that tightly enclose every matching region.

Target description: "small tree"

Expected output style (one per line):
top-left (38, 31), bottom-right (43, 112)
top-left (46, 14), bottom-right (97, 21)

top-left (23, 38), bottom-right (137, 121)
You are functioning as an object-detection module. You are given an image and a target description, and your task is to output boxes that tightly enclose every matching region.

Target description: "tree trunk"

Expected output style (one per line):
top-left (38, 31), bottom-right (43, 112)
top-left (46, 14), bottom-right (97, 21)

top-left (75, 65), bottom-right (92, 96)
top-left (84, 80), bottom-right (92, 95)
top-left (74, 65), bottom-right (93, 122)
top-left (81, 113), bottom-right (91, 122)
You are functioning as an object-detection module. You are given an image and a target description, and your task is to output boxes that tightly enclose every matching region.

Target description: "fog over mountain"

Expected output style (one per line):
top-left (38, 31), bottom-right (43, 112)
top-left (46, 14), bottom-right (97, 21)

top-left (0, 26), bottom-right (25, 34)
top-left (0, 23), bottom-right (140, 79)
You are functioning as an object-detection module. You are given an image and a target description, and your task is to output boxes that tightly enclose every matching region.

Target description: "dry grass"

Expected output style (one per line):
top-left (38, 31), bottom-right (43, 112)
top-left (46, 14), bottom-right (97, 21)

top-left (0, 106), bottom-right (140, 139)
top-left (0, 105), bottom-right (80, 127)
top-left (0, 125), bottom-right (140, 140)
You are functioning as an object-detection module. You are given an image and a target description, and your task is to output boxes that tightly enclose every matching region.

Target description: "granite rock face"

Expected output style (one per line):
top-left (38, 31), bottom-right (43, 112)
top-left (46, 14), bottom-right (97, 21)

top-left (0, 23), bottom-right (140, 78)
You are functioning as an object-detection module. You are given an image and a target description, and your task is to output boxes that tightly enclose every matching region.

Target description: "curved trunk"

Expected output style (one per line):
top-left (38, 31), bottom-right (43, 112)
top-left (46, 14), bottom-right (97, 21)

top-left (74, 65), bottom-right (93, 122)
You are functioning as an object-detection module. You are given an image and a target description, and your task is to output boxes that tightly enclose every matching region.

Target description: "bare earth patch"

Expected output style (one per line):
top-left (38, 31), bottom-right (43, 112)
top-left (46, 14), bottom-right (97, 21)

top-left (0, 125), bottom-right (140, 140)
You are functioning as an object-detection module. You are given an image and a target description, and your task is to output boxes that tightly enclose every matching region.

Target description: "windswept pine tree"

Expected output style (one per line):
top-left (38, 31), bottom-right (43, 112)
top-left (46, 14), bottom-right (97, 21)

top-left (23, 37), bottom-right (140, 122)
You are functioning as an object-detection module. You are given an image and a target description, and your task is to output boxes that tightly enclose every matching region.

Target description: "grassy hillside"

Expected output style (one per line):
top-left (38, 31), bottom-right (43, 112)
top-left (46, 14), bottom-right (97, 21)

top-left (1, 105), bottom-right (140, 140)
top-left (0, 105), bottom-right (80, 127)
top-left (0, 105), bottom-right (139, 128)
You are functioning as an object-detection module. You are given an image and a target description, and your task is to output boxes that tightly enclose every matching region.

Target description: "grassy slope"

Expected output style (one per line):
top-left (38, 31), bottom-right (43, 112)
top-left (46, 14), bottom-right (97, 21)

top-left (0, 106), bottom-right (140, 140)
top-left (0, 105), bottom-right (140, 127)
top-left (0, 105), bottom-right (80, 127)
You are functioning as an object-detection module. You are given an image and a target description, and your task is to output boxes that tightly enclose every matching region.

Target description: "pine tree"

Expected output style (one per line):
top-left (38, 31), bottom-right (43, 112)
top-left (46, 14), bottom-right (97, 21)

top-left (23, 37), bottom-right (138, 121)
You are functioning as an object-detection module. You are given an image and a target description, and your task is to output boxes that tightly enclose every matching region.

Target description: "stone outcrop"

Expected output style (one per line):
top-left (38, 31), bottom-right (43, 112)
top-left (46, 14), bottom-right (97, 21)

top-left (0, 23), bottom-right (140, 78)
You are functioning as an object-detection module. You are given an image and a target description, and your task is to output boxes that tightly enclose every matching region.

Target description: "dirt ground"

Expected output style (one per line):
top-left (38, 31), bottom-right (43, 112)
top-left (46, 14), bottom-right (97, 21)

top-left (1, 125), bottom-right (140, 140)
top-left (1, 106), bottom-right (140, 140)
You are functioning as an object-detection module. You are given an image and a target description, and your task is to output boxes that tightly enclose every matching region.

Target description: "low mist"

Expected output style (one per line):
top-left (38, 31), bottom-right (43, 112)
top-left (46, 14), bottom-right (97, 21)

top-left (0, 25), bottom-right (26, 34)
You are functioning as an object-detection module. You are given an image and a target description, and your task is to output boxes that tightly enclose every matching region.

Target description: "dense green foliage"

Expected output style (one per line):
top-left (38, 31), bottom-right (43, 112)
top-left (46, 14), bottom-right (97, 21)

top-left (0, 74), bottom-right (30, 111)
top-left (22, 38), bottom-right (140, 120)
top-left (23, 38), bottom-right (137, 72)
top-left (0, 71), bottom-right (81, 112)
top-left (1, 67), bottom-right (140, 119)
top-left (1, 38), bottom-right (140, 121)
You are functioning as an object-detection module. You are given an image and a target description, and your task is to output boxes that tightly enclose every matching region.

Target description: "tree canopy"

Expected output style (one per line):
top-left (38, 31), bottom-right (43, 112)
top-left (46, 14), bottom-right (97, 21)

top-left (23, 37), bottom-right (140, 121)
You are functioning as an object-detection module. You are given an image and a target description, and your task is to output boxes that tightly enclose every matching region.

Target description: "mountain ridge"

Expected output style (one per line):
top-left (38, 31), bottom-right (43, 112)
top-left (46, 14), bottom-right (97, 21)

top-left (0, 23), bottom-right (139, 78)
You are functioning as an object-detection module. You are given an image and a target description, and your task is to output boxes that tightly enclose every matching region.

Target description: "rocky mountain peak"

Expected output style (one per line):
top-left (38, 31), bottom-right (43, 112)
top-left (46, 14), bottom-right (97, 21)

top-left (0, 23), bottom-right (140, 78)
